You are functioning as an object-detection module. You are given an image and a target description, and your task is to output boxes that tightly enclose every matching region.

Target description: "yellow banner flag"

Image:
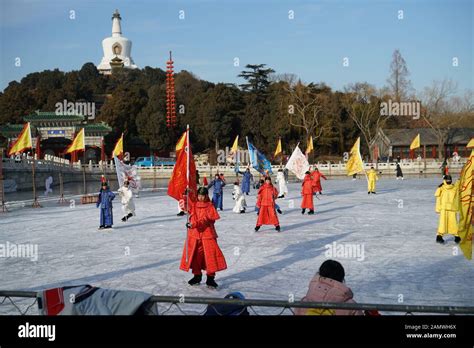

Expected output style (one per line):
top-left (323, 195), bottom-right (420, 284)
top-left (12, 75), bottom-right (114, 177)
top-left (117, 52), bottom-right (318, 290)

top-left (65, 128), bottom-right (85, 154)
top-left (231, 135), bottom-right (239, 153)
top-left (457, 149), bottom-right (473, 260)
top-left (467, 138), bottom-right (474, 149)
top-left (8, 123), bottom-right (32, 156)
top-left (346, 137), bottom-right (364, 176)
top-left (274, 138), bottom-right (282, 157)
top-left (410, 134), bottom-right (420, 150)
top-left (176, 131), bottom-right (186, 152)
top-left (112, 133), bottom-right (124, 158)
top-left (305, 136), bottom-right (314, 154)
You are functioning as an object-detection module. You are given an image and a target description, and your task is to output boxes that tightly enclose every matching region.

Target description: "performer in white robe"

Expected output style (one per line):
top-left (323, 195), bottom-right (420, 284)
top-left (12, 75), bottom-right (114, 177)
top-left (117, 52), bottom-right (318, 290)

top-left (232, 182), bottom-right (247, 213)
top-left (118, 181), bottom-right (135, 222)
top-left (276, 169), bottom-right (288, 198)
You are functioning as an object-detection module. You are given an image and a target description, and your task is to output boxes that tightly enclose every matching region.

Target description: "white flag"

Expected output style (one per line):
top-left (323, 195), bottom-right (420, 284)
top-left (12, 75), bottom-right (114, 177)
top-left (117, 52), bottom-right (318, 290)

top-left (285, 145), bottom-right (309, 180)
top-left (114, 156), bottom-right (141, 193)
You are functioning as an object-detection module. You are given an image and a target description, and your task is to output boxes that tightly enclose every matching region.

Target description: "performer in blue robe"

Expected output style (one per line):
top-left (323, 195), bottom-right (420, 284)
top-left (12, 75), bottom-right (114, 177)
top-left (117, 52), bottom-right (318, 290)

top-left (238, 168), bottom-right (253, 195)
top-left (208, 174), bottom-right (225, 210)
top-left (96, 182), bottom-right (116, 229)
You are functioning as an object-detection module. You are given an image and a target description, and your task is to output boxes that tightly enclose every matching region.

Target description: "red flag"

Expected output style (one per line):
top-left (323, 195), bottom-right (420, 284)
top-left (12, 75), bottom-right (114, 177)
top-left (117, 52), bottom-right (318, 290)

top-left (167, 128), bottom-right (197, 202)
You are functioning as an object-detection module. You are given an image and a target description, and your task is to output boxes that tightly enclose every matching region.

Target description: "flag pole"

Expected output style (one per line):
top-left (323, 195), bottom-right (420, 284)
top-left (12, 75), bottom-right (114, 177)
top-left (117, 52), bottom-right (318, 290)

top-left (185, 124), bottom-right (190, 264)
top-left (0, 148), bottom-right (8, 213)
top-left (358, 138), bottom-right (368, 183)
top-left (58, 152), bottom-right (66, 204)
top-left (32, 143), bottom-right (41, 208)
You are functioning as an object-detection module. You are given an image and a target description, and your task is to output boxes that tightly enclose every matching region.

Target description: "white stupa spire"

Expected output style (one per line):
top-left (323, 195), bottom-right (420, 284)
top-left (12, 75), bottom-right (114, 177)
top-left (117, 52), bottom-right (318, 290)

top-left (112, 9), bottom-right (122, 37)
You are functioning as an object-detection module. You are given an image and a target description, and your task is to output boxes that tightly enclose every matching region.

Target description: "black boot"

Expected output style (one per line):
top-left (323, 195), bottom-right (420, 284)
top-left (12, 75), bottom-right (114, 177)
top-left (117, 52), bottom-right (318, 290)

top-left (121, 216), bottom-right (127, 222)
top-left (177, 211), bottom-right (185, 216)
top-left (188, 274), bottom-right (202, 286)
top-left (275, 225), bottom-right (281, 232)
top-left (277, 195), bottom-right (284, 199)
top-left (206, 275), bottom-right (218, 288)
top-left (254, 226), bottom-right (260, 232)
top-left (98, 225), bottom-right (105, 230)
top-left (454, 236), bottom-right (461, 244)
top-left (301, 209), bottom-right (306, 215)
top-left (368, 192), bottom-right (371, 194)
top-left (277, 208), bottom-right (282, 214)
top-left (308, 210), bottom-right (315, 215)
top-left (127, 213), bottom-right (133, 219)
top-left (240, 210), bottom-right (245, 214)
top-left (436, 235), bottom-right (444, 244)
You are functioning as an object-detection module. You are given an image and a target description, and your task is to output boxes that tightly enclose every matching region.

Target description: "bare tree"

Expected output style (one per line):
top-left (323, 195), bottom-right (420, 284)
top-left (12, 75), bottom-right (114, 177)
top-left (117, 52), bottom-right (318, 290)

top-left (269, 73), bottom-right (299, 87)
top-left (421, 79), bottom-right (462, 159)
top-left (342, 83), bottom-right (389, 157)
top-left (387, 49), bottom-right (413, 102)
top-left (286, 81), bottom-right (332, 145)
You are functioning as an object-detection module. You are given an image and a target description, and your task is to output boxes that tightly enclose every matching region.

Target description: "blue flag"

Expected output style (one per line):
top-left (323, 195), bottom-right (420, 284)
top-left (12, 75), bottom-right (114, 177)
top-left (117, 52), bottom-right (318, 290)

top-left (247, 139), bottom-right (273, 175)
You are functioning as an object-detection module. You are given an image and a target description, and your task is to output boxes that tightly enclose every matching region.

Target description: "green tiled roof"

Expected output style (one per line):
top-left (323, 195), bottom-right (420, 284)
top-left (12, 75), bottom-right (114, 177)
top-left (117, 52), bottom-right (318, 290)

top-left (82, 122), bottom-right (112, 133)
top-left (24, 111), bottom-right (85, 122)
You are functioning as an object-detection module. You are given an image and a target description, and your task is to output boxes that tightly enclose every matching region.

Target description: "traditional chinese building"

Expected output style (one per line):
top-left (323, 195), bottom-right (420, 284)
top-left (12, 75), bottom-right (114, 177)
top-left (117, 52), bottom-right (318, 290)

top-left (370, 127), bottom-right (474, 160)
top-left (0, 111), bottom-right (112, 163)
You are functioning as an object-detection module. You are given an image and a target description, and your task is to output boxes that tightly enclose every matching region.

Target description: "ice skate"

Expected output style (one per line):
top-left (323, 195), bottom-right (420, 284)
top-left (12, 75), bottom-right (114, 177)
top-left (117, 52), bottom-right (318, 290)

top-left (188, 274), bottom-right (202, 286)
top-left (206, 276), bottom-right (218, 289)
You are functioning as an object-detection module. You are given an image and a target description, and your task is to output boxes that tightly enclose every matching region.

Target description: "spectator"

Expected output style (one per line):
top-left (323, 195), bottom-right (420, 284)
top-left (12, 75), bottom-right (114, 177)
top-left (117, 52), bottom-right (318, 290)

top-left (204, 292), bottom-right (249, 316)
top-left (294, 260), bottom-right (363, 316)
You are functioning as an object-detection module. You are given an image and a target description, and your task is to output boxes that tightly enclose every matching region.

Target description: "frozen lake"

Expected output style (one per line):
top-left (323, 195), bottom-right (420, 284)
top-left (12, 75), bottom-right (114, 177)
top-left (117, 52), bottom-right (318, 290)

top-left (0, 177), bottom-right (472, 315)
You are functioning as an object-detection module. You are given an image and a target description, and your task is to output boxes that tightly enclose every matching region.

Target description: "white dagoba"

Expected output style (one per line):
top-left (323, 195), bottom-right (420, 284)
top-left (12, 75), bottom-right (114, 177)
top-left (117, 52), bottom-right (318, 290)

top-left (97, 9), bottom-right (137, 74)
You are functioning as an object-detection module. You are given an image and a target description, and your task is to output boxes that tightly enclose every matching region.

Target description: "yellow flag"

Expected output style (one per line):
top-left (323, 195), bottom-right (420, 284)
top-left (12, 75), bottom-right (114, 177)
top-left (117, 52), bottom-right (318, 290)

top-left (305, 136), bottom-right (314, 154)
top-left (8, 123), bottom-right (32, 156)
top-left (346, 137), bottom-right (364, 176)
top-left (65, 128), bottom-right (85, 154)
top-left (231, 135), bottom-right (239, 153)
top-left (467, 138), bottom-right (474, 148)
top-left (457, 149), bottom-right (473, 260)
top-left (274, 138), bottom-right (282, 157)
top-left (410, 134), bottom-right (420, 150)
top-left (112, 133), bottom-right (124, 158)
top-left (176, 131), bottom-right (186, 152)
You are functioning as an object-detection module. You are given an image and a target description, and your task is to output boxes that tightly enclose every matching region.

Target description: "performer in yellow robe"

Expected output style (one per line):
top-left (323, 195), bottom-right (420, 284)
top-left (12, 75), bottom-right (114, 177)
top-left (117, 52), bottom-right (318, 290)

top-left (435, 175), bottom-right (460, 244)
top-left (367, 167), bottom-right (379, 194)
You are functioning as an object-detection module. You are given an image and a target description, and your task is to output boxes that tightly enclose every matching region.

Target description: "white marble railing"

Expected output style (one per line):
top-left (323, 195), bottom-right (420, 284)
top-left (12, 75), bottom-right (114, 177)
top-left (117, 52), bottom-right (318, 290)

top-left (1, 158), bottom-right (468, 175)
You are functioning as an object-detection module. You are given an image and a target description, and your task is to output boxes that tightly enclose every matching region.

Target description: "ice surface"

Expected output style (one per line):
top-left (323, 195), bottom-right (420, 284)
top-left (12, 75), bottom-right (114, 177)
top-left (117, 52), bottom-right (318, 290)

top-left (1, 178), bottom-right (472, 315)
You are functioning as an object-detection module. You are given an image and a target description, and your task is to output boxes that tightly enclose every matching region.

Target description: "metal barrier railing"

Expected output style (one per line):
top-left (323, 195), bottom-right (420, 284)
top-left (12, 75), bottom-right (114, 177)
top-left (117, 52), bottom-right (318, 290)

top-left (1, 291), bottom-right (474, 315)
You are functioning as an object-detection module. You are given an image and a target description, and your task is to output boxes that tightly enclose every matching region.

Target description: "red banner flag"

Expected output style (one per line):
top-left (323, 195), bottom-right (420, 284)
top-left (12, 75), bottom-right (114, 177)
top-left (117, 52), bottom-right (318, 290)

top-left (167, 127), bottom-right (197, 202)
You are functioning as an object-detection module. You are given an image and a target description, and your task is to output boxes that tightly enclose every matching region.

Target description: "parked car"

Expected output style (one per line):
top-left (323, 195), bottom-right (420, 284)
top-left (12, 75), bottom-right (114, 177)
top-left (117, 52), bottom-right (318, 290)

top-left (134, 157), bottom-right (175, 167)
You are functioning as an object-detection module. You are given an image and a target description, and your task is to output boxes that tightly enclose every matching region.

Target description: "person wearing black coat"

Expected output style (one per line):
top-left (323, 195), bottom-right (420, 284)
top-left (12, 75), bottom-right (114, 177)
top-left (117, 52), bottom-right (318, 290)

top-left (395, 163), bottom-right (404, 180)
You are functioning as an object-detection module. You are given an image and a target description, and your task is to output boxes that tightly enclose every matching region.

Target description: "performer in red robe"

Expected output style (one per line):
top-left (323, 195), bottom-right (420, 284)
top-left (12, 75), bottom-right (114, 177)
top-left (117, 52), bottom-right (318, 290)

top-left (255, 177), bottom-right (280, 232)
top-left (301, 171), bottom-right (315, 215)
top-left (311, 167), bottom-right (327, 195)
top-left (180, 187), bottom-right (227, 288)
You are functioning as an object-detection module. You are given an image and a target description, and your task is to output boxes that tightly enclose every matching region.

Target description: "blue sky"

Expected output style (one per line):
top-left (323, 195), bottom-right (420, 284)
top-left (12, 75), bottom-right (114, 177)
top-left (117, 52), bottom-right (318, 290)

top-left (0, 0), bottom-right (472, 93)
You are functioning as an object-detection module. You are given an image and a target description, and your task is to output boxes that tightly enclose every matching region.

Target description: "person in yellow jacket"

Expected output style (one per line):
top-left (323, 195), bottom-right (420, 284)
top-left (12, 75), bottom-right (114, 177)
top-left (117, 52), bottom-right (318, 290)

top-left (367, 167), bottom-right (379, 194)
top-left (435, 175), bottom-right (461, 244)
